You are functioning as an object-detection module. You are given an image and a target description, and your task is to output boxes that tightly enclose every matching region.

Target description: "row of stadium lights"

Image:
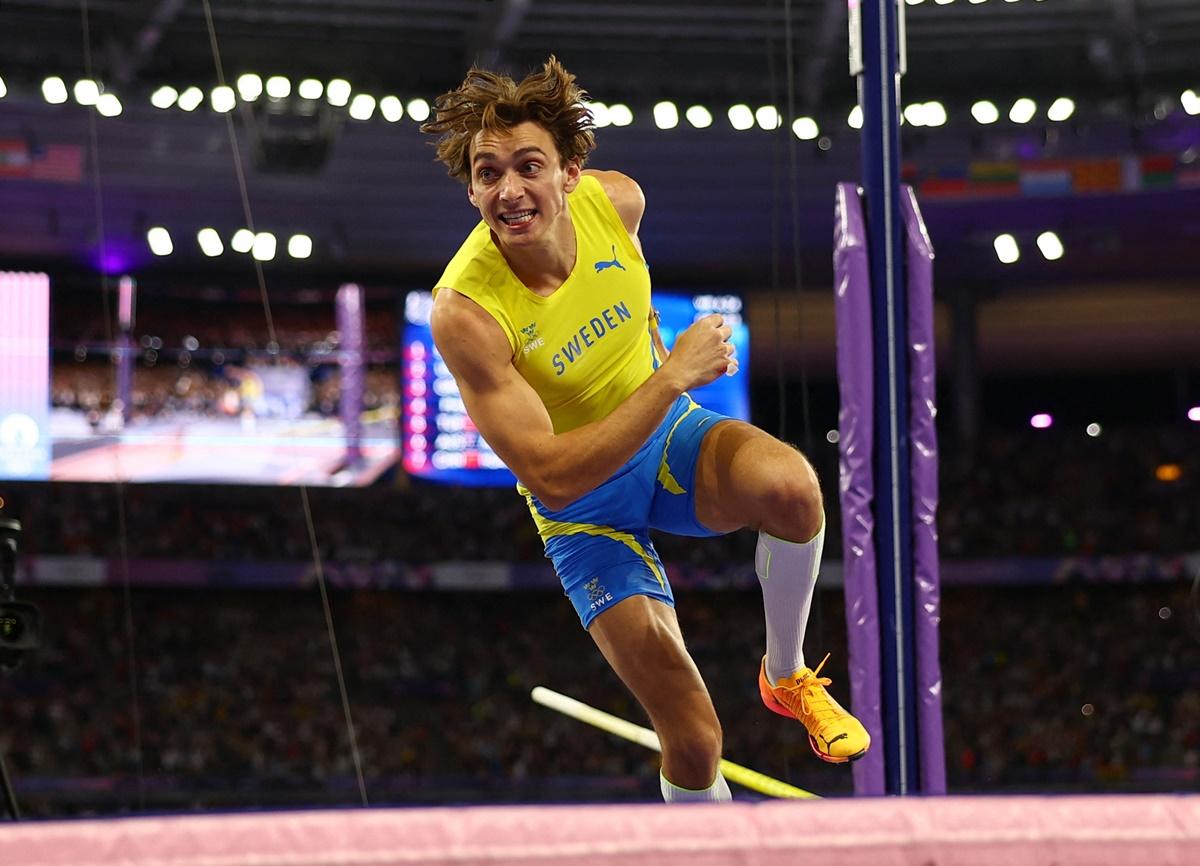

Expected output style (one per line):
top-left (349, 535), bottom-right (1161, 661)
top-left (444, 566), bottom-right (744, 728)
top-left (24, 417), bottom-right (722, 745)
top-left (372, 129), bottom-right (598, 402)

top-left (29, 72), bottom-right (435, 123)
top-left (608, 98), bottom-right (1083, 135)
top-left (993, 231), bottom-right (1063, 264)
top-left (145, 227), bottom-right (312, 261)
top-left (18, 74), bottom-right (1200, 133)
top-left (149, 225), bottom-right (1063, 264)
top-left (146, 220), bottom-right (1064, 267)
top-left (148, 75), bottom-right (437, 123)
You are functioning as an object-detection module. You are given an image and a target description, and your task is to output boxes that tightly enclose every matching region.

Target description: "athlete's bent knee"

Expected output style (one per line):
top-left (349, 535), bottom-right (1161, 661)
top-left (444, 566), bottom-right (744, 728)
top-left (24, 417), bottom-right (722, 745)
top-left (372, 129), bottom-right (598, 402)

top-left (759, 459), bottom-right (823, 541)
top-left (660, 722), bottom-right (723, 790)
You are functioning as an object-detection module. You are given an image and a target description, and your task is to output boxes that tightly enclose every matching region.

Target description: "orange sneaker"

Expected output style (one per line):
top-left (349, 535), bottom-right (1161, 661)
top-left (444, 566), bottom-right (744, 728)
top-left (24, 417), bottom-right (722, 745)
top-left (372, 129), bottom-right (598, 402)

top-left (758, 653), bottom-right (871, 764)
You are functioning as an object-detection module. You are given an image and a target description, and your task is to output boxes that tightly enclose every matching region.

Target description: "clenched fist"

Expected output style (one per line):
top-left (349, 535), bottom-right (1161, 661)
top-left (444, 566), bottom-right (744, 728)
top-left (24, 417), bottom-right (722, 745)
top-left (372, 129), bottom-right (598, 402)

top-left (660, 314), bottom-right (738, 392)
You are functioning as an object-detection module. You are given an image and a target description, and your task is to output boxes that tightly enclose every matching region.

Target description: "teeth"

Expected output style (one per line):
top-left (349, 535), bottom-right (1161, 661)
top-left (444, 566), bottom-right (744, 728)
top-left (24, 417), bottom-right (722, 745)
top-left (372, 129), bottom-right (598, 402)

top-left (501, 210), bottom-right (535, 225)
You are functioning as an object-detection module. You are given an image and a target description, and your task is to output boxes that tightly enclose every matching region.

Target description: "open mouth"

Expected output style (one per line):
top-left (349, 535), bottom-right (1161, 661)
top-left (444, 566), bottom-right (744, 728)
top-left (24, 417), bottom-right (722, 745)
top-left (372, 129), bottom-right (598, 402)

top-left (499, 209), bottom-right (537, 227)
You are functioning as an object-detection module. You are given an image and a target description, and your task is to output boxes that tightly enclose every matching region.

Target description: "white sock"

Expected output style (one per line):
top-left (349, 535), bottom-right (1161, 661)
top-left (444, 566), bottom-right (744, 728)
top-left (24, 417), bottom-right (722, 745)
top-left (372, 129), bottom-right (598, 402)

top-left (756, 520), bottom-right (825, 683)
top-left (659, 769), bottom-right (732, 802)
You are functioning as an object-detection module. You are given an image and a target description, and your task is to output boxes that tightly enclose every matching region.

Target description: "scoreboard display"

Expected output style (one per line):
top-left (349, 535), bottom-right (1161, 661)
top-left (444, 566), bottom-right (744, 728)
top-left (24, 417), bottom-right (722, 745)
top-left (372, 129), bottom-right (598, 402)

top-left (401, 290), bottom-right (750, 487)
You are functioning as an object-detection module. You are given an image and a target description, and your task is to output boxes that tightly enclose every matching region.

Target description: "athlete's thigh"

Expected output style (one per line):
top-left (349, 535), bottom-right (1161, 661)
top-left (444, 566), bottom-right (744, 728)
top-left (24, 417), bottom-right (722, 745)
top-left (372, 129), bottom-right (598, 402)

top-left (588, 594), bottom-right (718, 732)
top-left (692, 418), bottom-right (818, 533)
top-left (646, 400), bottom-right (732, 537)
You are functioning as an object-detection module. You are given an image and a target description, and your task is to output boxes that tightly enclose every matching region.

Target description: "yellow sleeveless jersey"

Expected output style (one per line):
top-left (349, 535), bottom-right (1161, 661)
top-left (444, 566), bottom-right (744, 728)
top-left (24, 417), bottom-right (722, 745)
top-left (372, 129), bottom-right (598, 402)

top-left (434, 174), bottom-right (655, 433)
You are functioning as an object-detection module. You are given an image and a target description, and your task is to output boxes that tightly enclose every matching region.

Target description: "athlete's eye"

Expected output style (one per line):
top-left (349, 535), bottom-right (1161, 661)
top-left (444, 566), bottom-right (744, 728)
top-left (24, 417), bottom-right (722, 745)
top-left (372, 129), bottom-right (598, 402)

top-left (520, 162), bottom-right (541, 174)
top-left (477, 167), bottom-right (496, 181)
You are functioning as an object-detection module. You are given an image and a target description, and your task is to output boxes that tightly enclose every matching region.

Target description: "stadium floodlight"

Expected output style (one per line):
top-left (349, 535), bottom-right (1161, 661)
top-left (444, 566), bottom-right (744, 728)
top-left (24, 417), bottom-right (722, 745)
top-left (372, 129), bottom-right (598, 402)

top-left (1036, 231), bottom-right (1064, 261)
top-left (906, 0), bottom-right (926, 4)
top-left (0, 76), bottom-right (6, 99)
top-left (727, 104), bottom-right (754, 131)
top-left (968, 0), bottom-right (987, 4)
top-left (1086, 423), bottom-right (1102, 438)
top-left (924, 101), bottom-right (947, 126)
top-left (210, 85), bottom-right (236, 113)
top-left (406, 97), bottom-right (431, 122)
top-left (379, 96), bottom-right (404, 122)
top-left (326, 79), bottom-right (352, 107)
top-left (42, 76), bottom-right (69, 104)
top-left (150, 85), bottom-right (178, 109)
top-left (971, 100), bottom-right (1000, 124)
top-left (848, 105), bottom-right (863, 129)
top-left (349, 93), bottom-right (376, 120)
top-left (73, 79), bottom-right (100, 106)
top-left (197, 228), bottom-right (224, 257)
top-left (587, 101), bottom-right (612, 128)
top-left (1047, 97), bottom-right (1075, 122)
top-left (265, 76), bottom-right (291, 99)
top-left (1009, 98), bottom-right (1037, 123)
top-left (96, 93), bottom-right (122, 117)
top-left (236, 73), bottom-right (263, 101)
top-left (298, 78), bottom-right (323, 100)
top-left (231, 229), bottom-right (255, 253)
top-left (1188, 406), bottom-right (1200, 422)
top-left (1030, 413), bottom-right (1053, 429)
top-left (608, 103), bottom-right (633, 126)
top-left (934, 0), bottom-right (955, 5)
top-left (252, 232), bottom-right (277, 262)
top-left (653, 101), bottom-right (679, 130)
top-left (904, 103), bottom-right (929, 126)
top-left (993, 233), bottom-right (1020, 264)
top-left (1181, 89), bottom-right (1200, 116)
top-left (288, 234), bottom-right (313, 259)
top-left (685, 105), bottom-right (713, 128)
top-left (755, 105), bottom-right (781, 130)
top-left (177, 86), bottom-right (204, 111)
top-left (792, 117), bottom-right (819, 140)
top-left (147, 227), bottom-right (173, 256)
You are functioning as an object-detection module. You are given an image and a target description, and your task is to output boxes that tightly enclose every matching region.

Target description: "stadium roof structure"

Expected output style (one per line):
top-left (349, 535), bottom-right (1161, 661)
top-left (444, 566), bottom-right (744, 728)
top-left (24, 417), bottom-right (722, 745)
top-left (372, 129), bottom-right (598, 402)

top-left (0, 0), bottom-right (1198, 287)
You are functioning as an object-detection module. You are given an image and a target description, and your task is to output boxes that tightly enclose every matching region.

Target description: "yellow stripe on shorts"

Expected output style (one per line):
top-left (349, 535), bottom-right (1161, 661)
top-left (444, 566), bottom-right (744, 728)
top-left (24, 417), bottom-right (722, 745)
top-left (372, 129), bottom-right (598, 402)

top-left (524, 500), bottom-right (666, 590)
top-left (655, 397), bottom-right (701, 495)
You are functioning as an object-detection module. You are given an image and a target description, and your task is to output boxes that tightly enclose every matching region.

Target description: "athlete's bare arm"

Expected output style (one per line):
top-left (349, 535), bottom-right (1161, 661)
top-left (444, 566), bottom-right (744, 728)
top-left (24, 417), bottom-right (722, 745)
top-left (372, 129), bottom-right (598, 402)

top-left (431, 288), bottom-right (733, 511)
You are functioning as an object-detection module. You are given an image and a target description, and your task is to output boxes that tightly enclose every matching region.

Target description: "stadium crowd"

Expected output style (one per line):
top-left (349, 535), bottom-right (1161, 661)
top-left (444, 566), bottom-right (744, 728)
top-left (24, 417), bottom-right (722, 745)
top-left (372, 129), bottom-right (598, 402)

top-left (2, 580), bottom-right (1196, 817)
top-left (52, 361), bottom-right (400, 425)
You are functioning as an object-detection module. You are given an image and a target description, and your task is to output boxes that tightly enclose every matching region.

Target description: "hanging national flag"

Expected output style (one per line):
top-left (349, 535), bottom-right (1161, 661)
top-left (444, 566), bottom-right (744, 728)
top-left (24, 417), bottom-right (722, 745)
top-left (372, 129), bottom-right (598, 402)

top-left (28, 144), bottom-right (84, 183)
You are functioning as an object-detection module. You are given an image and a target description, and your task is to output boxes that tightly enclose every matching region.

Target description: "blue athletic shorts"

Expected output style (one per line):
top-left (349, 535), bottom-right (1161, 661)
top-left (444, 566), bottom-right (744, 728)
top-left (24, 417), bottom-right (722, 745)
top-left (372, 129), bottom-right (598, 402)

top-left (522, 394), bottom-right (732, 628)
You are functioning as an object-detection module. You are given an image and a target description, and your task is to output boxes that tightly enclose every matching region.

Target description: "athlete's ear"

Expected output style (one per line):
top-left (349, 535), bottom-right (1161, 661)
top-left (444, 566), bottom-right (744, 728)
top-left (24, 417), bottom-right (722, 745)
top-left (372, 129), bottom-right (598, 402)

top-left (467, 182), bottom-right (480, 209)
top-left (562, 159), bottom-right (582, 193)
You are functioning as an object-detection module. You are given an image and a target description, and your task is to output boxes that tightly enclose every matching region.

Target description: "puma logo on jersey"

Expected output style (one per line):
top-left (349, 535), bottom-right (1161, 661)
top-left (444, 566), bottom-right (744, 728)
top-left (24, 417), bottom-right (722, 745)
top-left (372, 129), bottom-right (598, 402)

top-left (594, 244), bottom-right (626, 273)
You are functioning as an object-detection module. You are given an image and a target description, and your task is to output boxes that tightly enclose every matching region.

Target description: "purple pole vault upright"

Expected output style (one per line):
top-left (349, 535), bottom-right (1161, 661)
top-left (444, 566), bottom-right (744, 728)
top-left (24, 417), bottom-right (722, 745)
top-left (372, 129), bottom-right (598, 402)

top-left (833, 182), bottom-right (886, 795)
top-left (336, 283), bottom-right (365, 465)
top-left (834, 182), bottom-right (946, 795)
top-left (901, 186), bottom-right (946, 794)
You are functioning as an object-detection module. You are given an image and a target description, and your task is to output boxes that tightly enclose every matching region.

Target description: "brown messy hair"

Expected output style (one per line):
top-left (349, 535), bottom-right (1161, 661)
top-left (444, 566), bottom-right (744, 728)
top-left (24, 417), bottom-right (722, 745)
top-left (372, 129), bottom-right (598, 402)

top-left (421, 56), bottom-right (596, 184)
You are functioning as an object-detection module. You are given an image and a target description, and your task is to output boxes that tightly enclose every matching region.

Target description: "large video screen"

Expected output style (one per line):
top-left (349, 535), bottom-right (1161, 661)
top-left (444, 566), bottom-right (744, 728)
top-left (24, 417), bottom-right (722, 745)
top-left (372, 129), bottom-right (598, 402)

top-left (1, 277), bottom-right (399, 486)
top-left (0, 273), bottom-right (52, 480)
top-left (402, 290), bottom-right (749, 487)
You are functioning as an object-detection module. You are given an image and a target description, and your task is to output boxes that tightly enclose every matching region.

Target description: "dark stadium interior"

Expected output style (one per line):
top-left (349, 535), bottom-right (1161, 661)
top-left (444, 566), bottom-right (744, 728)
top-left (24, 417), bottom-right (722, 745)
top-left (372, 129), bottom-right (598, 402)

top-left (0, 0), bottom-right (1198, 818)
